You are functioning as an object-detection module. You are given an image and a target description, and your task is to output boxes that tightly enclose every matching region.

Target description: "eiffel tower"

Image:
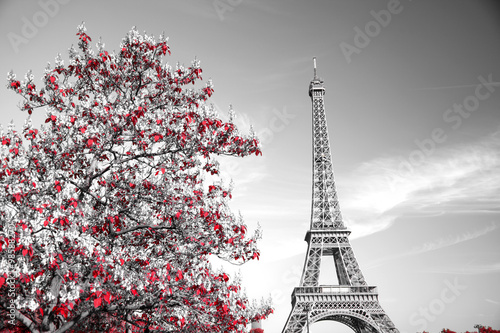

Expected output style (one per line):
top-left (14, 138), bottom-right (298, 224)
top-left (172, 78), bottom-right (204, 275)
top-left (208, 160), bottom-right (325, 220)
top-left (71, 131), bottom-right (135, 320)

top-left (281, 59), bottom-right (399, 333)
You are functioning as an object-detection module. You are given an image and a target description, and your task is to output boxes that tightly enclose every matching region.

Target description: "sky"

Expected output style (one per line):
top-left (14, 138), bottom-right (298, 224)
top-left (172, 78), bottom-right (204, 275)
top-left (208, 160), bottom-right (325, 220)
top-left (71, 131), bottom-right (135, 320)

top-left (1, 0), bottom-right (500, 332)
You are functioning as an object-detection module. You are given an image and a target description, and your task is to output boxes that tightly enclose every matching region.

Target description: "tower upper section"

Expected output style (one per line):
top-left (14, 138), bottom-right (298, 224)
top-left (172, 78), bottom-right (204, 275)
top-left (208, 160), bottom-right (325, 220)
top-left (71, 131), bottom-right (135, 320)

top-left (309, 58), bottom-right (345, 230)
top-left (309, 57), bottom-right (325, 97)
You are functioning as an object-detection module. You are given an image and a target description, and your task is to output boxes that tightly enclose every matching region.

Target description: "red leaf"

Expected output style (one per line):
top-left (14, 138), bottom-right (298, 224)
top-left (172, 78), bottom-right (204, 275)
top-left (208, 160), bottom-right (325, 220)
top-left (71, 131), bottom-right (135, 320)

top-left (22, 249), bottom-right (28, 256)
top-left (58, 253), bottom-right (63, 261)
top-left (79, 127), bottom-right (86, 134)
top-left (94, 297), bottom-right (102, 308)
top-left (50, 76), bottom-right (56, 84)
top-left (119, 259), bottom-right (125, 266)
top-left (131, 288), bottom-right (138, 296)
top-left (0, 277), bottom-right (5, 288)
top-left (175, 211), bottom-right (181, 219)
top-left (104, 292), bottom-right (111, 304)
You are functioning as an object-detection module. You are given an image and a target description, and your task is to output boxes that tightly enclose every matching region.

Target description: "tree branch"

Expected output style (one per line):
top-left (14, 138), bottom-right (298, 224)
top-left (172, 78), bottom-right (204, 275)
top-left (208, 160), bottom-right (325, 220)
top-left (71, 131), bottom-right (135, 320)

top-left (53, 309), bottom-right (91, 333)
top-left (0, 300), bottom-right (39, 333)
top-left (112, 224), bottom-right (175, 237)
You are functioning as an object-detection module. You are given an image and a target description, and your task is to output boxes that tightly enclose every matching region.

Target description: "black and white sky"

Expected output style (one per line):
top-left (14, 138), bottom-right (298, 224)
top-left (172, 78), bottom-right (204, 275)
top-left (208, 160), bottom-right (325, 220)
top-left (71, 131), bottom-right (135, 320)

top-left (1, 0), bottom-right (500, 332)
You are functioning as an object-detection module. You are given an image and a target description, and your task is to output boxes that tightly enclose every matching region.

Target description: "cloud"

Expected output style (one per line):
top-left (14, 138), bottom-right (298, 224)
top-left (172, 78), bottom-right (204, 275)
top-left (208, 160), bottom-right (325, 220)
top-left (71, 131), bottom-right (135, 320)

top-left (365, 222), bottom-right (499, 269)
top-left (409, 223), bottom-right (497, 254)
top-left (410, 81), bottom-right (500, 91)
top-left (485, 299), bottom-right (500, 305)
top-left (420, 262), bottom-right (500, 275)
top-left (338, 128), bottom-right (500, 238)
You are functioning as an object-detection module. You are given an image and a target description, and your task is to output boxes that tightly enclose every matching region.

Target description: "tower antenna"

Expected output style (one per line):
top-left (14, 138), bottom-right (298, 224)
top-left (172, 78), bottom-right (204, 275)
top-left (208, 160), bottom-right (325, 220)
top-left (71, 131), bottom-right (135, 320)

top-left (313, 57), bottom-right (317, 79)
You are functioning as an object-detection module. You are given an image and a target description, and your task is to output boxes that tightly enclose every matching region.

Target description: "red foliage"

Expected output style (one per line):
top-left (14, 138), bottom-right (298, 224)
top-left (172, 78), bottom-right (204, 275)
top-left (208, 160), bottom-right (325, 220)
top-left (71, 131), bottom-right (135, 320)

top-left (250, 329), bottom-right (264, 333)
top-left (1, 24), bottom-right (271, 332)
top-left (419, 327), bottom-right (499, 333)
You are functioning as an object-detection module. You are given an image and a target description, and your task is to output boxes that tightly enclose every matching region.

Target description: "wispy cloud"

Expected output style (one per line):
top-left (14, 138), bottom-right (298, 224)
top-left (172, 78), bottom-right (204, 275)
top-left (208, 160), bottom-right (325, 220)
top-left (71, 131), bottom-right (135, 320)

top-left (485, 299), bottom-right (500, 305)
top-left (365, 222), bottom-right (498, 269)
top-left (420, 262), bottom-right (500, 275)
top-left (338, 129), bottom-right (500, 238)
top-left (411, 82), bottom-right (500, 91)
top-left (409, 223), bottom-right (497, 254)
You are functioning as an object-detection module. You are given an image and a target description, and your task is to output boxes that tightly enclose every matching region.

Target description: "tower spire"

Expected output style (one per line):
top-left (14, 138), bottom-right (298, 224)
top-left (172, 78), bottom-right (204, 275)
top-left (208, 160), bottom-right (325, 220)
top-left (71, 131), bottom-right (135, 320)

top-left (313, 57), bottom-right (317, 79)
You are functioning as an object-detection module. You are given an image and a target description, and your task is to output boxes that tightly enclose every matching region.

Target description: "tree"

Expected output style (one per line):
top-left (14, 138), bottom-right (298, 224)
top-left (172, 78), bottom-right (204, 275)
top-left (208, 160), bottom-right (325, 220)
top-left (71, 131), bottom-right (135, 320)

top-left (419, 327), bottom-right (500, 333)
top-left (0, 24), bottom-right (272, 332)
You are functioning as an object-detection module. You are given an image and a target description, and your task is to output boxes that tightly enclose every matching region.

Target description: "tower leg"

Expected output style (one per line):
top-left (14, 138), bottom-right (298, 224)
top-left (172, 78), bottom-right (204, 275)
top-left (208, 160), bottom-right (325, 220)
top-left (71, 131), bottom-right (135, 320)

top-left (282, 304), bottom-right (308, 333)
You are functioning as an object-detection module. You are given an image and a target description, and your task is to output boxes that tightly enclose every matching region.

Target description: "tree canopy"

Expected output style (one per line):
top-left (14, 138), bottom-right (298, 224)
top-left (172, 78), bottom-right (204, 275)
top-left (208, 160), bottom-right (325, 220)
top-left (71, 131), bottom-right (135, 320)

top-left (0, 24), bottom-right (272, 333)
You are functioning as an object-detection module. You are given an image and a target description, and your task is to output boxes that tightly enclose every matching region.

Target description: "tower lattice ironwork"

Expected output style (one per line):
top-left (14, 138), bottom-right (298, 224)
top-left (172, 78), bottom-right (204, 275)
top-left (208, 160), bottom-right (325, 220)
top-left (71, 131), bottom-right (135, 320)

top-left (281, 58), bottom-right (399, 333)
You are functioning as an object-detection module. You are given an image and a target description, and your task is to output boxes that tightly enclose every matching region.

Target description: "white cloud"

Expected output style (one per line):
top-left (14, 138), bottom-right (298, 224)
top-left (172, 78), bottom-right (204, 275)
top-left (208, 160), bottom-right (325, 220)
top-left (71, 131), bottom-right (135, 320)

top-left (338, 129), bottom-right (500, 238)
top-left (409, 223), bottom-right (497, 254)
top-left (485, 299), bottom-right (500, 304)
top-left (364, 222), bottom-right (499, 269)
top-left (420, 262), bottom-right (500, 275)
